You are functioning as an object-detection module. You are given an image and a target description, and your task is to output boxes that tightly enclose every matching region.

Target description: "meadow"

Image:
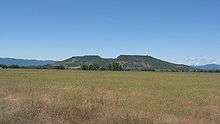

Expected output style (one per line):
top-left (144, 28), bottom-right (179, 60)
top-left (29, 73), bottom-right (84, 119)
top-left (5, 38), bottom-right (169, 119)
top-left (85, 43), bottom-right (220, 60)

top-left (0, 69), bottom-right (220, 124)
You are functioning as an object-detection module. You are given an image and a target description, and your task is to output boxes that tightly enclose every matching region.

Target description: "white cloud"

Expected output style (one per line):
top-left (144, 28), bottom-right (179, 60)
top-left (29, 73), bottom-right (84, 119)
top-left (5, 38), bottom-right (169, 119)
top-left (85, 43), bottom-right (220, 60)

top-left (184, 56), bottom-right (220, 65)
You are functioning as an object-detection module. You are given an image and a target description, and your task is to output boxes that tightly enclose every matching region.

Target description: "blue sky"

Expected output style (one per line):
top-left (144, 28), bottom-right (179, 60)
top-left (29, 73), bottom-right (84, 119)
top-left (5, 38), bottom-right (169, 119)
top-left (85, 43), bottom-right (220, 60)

top-left (0, 0), bottom-right (219, 65)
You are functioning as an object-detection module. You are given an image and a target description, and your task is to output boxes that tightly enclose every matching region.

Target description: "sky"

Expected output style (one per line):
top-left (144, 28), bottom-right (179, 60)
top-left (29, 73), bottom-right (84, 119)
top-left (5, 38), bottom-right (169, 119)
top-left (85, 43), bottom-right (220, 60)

top-left (0, 0), bottom-right (220, 65)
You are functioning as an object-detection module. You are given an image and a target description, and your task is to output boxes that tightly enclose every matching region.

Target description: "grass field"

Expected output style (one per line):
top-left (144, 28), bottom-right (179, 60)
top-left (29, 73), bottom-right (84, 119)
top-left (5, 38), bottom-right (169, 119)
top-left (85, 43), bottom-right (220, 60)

top-left (0, 69), bottom-right (220, 124)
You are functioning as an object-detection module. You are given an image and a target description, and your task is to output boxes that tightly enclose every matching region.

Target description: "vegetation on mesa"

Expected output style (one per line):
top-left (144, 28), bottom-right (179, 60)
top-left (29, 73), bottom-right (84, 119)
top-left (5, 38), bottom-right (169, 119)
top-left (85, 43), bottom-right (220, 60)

top-left (51, 55), bottom-right (194, 72)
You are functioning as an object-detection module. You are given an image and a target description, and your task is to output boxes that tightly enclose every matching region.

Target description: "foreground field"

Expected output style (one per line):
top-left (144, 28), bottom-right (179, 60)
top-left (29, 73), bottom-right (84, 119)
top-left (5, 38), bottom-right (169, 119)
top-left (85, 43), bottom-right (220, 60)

top-left (0, 69), bottom-right (220, 124)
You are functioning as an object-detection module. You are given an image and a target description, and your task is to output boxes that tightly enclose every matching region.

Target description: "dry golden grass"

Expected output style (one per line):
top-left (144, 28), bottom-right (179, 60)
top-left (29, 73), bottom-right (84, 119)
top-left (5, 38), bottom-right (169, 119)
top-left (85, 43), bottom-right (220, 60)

top-left (0, 69), bottom-right (220, 124)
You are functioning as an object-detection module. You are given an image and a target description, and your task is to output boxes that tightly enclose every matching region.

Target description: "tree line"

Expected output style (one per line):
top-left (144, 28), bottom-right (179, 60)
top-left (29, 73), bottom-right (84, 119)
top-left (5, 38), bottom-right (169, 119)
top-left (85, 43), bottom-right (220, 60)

top-left (81, 62), bottom-right (124, 71)
top-left (0, 64), bottom-right (47, 69)
top-left (1, 64), bottom-right (220, 73)
top-left (0, 62), bottom-right (125, 71)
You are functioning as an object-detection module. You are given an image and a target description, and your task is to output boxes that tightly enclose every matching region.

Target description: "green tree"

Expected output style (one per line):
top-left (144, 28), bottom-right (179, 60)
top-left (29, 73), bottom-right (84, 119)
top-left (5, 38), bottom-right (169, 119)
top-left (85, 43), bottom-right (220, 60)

top-left (100, 67), bottom-right (106, 71)
top-left (81, 64), bottom-right (89, 70)
top-left (112, 62), bottom-right (123, 71)
top-left (108, 64), bottom-right (113, 70)
top-left (0, 64), bottom-right (8, 69)
top-left (8, 65), bottom-right (20, 69)
top-left (88, 64), bottom-right (99, 70)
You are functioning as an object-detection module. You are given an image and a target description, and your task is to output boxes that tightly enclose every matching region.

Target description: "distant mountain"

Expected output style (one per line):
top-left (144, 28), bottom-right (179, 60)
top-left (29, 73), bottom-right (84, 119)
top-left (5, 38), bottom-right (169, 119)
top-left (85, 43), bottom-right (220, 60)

top-left (53, 55), bottom-right (113, 69)
top-left (52, 55), bottom-right (194, 71)
top-left (0, 58), bottom-right (56, 66)
top-left (195, 64), bottom-right (220, 70)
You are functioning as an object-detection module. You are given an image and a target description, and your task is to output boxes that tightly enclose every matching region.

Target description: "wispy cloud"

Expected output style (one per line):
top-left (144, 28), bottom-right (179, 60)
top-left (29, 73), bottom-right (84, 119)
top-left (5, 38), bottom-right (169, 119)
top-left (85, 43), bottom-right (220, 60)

top-left (184, 56), bottom-right (220, 65)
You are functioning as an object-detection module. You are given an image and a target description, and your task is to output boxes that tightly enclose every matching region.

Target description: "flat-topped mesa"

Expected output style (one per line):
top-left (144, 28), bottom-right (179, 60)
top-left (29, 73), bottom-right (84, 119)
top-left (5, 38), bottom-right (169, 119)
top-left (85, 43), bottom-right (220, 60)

top-left (116, 55), bottom-right (151, 60)
top-left (80, 55), bottom-right (102, 59)
top-left (51, 55), bottom-right (194, 71)
top-left (68, 55), bottom-right (102, 59)
top-left (63, 55), bottom-right (102, 62)
top-left (117, 55), bottom-right (148, 58)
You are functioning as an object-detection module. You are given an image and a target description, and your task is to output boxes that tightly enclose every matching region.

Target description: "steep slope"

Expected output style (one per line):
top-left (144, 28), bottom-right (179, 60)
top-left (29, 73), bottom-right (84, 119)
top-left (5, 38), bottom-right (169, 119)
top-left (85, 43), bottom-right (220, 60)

top-left (0, 58), bottom-right (56, 66)
top-left (115, 55), bottom-right (192, 71)
top-left (52, 55), bottom-right (193, 71)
